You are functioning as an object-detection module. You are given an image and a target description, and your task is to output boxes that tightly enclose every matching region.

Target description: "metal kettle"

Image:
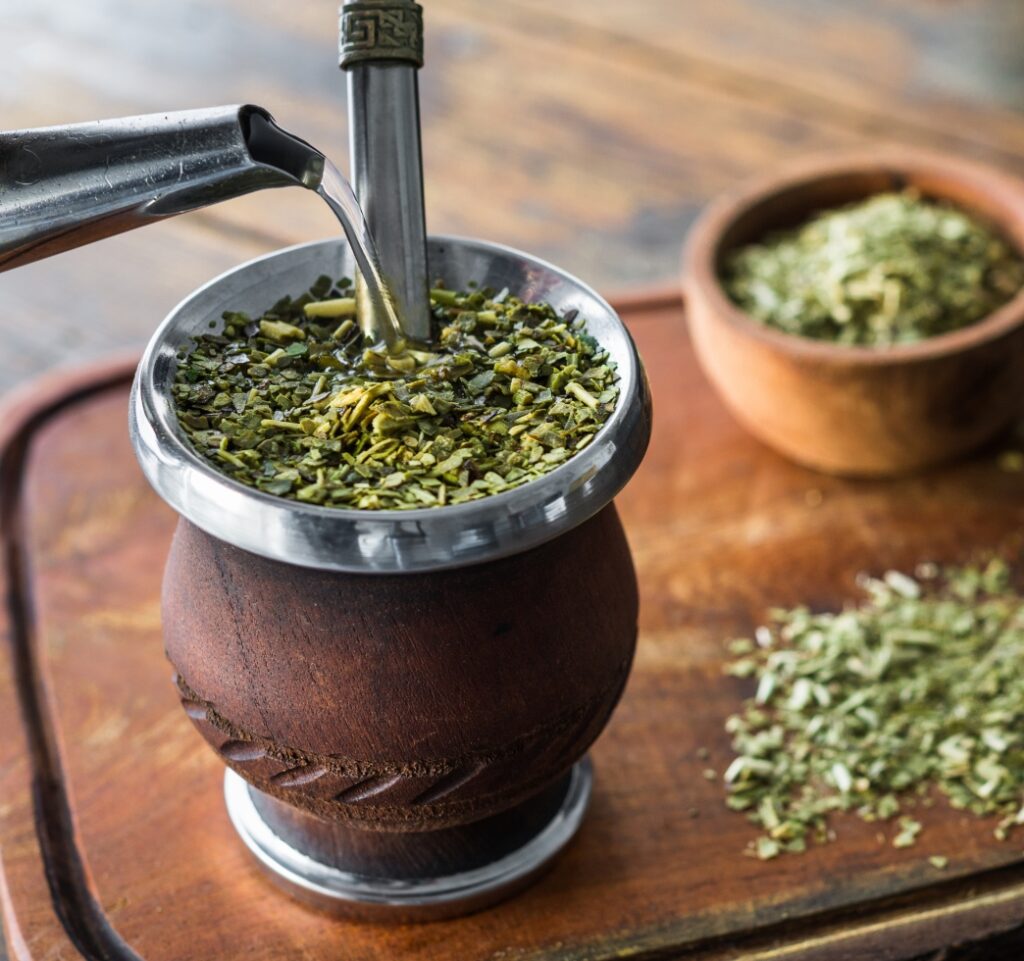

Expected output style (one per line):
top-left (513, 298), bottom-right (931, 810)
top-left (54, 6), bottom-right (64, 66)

top-left (0, 104), bottom-right (323, 273)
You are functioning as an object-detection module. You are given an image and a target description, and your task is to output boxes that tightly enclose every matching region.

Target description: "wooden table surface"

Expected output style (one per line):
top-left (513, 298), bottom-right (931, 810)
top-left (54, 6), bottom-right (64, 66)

top-left (4, 0), bottom-right (1024, 392)
top-left (4, 300), bottom-right (1024, 961)
top-left (3, 2), bottom-right (1024, 959)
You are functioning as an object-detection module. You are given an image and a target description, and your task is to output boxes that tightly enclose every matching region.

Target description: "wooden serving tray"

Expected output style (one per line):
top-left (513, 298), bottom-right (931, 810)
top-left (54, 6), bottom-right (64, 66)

top-left (2, 294), bottom-right (1024, 961)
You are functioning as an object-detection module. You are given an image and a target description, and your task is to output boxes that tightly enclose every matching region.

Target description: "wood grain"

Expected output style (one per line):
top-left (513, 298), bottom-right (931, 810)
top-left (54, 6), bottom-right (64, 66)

top-left (2, 299), bottom-right (1024, 959)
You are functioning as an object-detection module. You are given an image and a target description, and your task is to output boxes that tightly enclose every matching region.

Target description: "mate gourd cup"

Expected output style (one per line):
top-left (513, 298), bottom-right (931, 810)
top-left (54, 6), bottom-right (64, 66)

top-left (130, 236), bottom-right (651, 919)
top-left (684, 149), bottom-right (1024, 477)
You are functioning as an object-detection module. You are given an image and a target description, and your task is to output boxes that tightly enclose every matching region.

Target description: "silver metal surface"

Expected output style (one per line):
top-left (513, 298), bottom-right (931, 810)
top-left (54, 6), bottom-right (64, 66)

top-left (342, 1), bottom-right (431, 341)
top-left (0, 105), bottom-right (318, 272)
top-left (347, 65), bottom-right (430, 341)
top-left (224, 759), bottom-right (592, 919)
top-left (129, 235), bottom-right (652, 574)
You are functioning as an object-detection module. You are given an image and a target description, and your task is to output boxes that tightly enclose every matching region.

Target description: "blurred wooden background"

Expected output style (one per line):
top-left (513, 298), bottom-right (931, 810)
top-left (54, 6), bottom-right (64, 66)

top-left (2, 0), bottom-right (1024, 392)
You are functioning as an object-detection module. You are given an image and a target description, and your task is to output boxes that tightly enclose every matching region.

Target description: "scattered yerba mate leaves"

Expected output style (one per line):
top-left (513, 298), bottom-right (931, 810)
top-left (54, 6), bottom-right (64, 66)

top-left (721, 559), bottom-right (1024, 859)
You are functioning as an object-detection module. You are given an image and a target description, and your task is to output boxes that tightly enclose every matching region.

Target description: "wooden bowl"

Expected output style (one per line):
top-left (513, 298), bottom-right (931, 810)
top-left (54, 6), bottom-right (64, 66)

top-left (683, 149), bottom-right (1024, 476)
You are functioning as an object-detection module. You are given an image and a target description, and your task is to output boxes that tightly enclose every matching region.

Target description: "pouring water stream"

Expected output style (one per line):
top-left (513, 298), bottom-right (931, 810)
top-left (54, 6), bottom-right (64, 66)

top-left (242, 110), bottom-right (407, 350)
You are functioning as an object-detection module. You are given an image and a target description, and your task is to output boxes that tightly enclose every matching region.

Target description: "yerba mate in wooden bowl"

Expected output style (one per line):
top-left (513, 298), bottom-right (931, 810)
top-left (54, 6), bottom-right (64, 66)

top-left (683, 149), bottom-right (1024, 476)
top-left (130, 236), bottom-right (651, 920)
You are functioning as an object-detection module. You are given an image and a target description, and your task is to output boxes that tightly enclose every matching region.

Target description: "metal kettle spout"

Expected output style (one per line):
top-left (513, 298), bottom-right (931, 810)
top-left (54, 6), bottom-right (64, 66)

top-left (0, 105), bottom-right (324, 272)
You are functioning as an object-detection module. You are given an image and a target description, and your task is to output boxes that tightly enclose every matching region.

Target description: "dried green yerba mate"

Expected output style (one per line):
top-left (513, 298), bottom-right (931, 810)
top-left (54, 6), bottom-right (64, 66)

top-left (723, 190), bottom-right (1024, 346)
top-left (721, 560), bottom-right (1024, 860)
top-left (172, 276), bottom-right (619, 509)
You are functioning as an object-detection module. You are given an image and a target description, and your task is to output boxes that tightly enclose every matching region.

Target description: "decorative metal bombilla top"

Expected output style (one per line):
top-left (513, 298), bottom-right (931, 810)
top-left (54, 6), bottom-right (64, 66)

top-left (340, 0), bottom-right (424, 67)
top-left (340, 0), bottom-right (431, 343)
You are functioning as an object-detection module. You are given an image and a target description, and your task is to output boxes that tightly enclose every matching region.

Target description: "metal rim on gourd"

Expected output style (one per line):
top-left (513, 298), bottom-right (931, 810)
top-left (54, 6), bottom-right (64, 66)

top-left (130, 235), bottom-right (651, 573)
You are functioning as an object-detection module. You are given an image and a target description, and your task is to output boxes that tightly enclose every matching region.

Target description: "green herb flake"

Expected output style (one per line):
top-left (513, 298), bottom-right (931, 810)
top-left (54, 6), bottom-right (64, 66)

top-left (893, 817), bottom-right (922, 849)
top-left (720, 559), bottom-right (1024, 857)
top-left (304, 297), bottom-right (356, 319)
top-left (999, 451), bottom-right (1024, 474)
top-left (723, 191), bottom-right (1024, 346)
top-left (172, 280), bottom-right (618, 510)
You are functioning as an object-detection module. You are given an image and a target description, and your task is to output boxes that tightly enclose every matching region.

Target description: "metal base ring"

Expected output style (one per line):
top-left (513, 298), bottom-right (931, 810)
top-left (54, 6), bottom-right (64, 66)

top-left (224, 758), bottom-right (593, 921)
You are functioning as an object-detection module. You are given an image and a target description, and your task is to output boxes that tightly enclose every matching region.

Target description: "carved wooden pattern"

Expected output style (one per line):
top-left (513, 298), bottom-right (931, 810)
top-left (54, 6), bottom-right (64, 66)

top-left (174, 660), bottom-right (629, 827)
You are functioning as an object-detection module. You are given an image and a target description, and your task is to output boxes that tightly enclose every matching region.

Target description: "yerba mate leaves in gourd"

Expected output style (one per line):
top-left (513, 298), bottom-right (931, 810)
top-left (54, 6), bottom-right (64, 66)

top-left (723, 191), bottom-right (1024, 346)
top-left (721, 560), bottom-right (1024, 859)
top-left (173, 277), bottom-right (618, 510)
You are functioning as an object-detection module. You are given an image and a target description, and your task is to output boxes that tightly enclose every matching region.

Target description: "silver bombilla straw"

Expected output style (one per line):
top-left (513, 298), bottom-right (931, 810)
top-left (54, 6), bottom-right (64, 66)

top-left (340, 0), bottom-right (431, 344)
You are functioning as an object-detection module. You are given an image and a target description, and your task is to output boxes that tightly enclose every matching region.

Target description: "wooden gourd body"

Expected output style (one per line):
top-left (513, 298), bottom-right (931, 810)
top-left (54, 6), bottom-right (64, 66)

top-left (162, 505), bottom-right (637, 835)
